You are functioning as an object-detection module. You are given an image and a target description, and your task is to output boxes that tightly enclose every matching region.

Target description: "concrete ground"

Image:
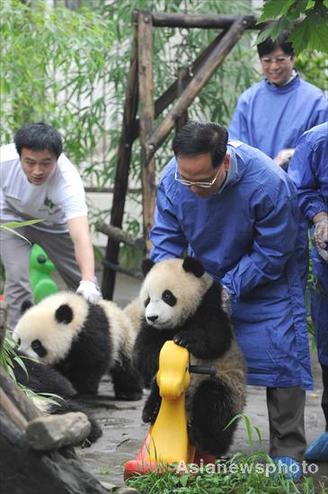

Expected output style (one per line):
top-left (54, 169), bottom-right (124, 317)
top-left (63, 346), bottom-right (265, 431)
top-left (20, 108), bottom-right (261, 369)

top-left (76, 273), bottom-right (328, 491)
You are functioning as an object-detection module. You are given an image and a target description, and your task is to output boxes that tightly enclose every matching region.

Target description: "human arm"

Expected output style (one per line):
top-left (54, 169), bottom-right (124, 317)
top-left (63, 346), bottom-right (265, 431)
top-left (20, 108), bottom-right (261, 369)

top-left (288, 135), bottom-right (328, 221)
top-left (68, 216), bottom-right (101, 302)
top-left (221, 183), bottom-right (300, 299)
top-left (228, 95), bottom-right (250, 143)
top-left (273, 148), bottom-right (295, 167)
top-left (150, 178), bottom-right (188, 261)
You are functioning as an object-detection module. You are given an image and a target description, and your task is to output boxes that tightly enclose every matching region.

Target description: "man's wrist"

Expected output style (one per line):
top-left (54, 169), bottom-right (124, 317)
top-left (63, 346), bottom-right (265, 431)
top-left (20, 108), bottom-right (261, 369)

top-left (313, 212), bottom-right (328, 224)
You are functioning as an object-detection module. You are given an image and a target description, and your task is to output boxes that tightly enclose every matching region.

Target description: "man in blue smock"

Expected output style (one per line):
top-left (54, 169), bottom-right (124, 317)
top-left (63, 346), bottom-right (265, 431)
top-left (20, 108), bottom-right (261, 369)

top-left (150, 121), bottom-right (313, 479)
top-left (228, 32), bottom-right (328, 169)
top-left (289, 122), bottom-right (328, 461)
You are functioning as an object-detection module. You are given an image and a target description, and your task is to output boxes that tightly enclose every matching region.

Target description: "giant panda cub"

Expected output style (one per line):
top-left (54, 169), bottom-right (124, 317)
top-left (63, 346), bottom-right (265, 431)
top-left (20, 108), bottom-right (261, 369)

top-left (13, 292), bottom-right (143, 401)
top-left (134, 257), bottom-right (247, 457)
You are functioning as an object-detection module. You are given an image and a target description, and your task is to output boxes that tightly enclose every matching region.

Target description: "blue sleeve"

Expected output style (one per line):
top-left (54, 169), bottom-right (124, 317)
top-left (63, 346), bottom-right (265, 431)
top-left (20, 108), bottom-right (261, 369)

top-left (228, 96), bottom-right (250, 142)
top-left (288, 135), bottom-right (328, 221)
top-left (150, 181), bottom-right (188, 262)
top-left (221, 185), bottom-right (299, 299)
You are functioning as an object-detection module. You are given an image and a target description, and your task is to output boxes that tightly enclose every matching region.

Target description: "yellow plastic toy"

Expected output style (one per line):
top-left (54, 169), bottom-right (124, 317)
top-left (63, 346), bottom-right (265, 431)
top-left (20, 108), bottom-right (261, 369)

top-left (124, 340), bottom-right (215, 478)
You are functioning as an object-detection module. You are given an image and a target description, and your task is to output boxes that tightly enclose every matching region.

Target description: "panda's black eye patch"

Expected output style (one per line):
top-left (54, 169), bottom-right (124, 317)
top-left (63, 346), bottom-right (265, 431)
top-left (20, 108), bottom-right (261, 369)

top-left (162, 290), bottom-right (177, 306)
top-left (31, 339), bottom-right (47, 358)
top-left (144, 296), bottom-right (150, 307)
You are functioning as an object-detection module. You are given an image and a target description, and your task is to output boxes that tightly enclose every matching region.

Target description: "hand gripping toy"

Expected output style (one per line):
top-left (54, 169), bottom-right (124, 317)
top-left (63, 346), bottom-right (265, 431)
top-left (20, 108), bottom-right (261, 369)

top-left (29, 244), bottom-right (58, 303)
top-left (124, 340), bottom-right (216, 479)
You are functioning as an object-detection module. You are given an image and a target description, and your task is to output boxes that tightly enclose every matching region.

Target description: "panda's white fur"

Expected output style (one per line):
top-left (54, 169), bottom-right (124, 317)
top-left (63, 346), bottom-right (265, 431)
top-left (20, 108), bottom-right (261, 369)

top-left (134, 257), bottom-right (246, 457)
top-left (140, 259), bottom-right (212, 329)
top-left (13, 291), bottom-right (142, 400)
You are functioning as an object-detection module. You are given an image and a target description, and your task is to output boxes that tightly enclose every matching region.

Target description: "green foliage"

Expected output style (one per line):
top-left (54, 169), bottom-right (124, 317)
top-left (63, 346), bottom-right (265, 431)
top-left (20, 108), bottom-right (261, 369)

top-left (0, 0), bottom-right (114, 165)
top-left (296, 51), bottom-right (328, 91)
top-left (258, 0), bottom-right (328, 53)
top-left (127, 452), bottom-right (323, 493)
top-left (0, 0), bottom-right (258, 212)
top-left (0, 333), bottom-right (27, 382)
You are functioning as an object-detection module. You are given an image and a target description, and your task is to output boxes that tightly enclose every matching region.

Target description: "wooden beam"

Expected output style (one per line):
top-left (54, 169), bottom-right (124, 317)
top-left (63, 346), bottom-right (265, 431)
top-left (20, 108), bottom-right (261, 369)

top-left (175, 67), bottom-right (190, 130)
top-left (146, 16), bottom-right (254, 161)
top-left (130, 27), bottom-right (229, 142)
top-left (101, 19), bottom-right (139, 300)
top-left (96, 222), bottom-right (145, 250)
top-left (138, 11), bottom-right (156, 245)
top-left (132, 11), bottom-right (258, 30)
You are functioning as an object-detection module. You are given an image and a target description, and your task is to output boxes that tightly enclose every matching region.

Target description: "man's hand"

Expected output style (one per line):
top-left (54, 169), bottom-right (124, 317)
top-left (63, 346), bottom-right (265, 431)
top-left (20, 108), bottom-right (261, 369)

top-left (274, 148), bottom-right (295, 167)
top-left (313, 213), bottom-right (328, 262)
top-left (76, 280), bottom-right (102, 304)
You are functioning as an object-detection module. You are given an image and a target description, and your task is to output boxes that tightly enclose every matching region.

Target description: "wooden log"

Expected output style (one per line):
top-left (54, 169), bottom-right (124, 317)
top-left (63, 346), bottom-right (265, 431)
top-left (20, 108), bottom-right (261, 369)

top-left (96, 222), bottom-right (145, 250)
top-left (0, 367), bottom-right (41, 422)
top-left (138, 11), bottom-right (156, 244)
top-left (102, 260), bottom-right (143, 280)
top-left (146, 16), bottom-right (254, 161)
top-left (101, 19), bottom-right (139, 300)
top-left (0, 409), bottom-right (107, 494)
top-left (130, 27), bottom-right (228, 142)
top-left (132, 11), bottom-right (258, 29)
top-left (0, 387), bottom-right (28, 430)
top-left (175, 67), bottom-right (189, 130)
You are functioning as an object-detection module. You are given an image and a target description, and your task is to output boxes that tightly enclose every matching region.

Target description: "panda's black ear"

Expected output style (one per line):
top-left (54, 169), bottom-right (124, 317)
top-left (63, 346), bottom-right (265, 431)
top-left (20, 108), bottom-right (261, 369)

top-left (182, 257), bottom-right (204, 278)
top-left (55, 304), bottom-right (73, 324)
top-left (21, 300), bottom-right (33, 314)
top-left (142, 258), bottom-right (155, 277)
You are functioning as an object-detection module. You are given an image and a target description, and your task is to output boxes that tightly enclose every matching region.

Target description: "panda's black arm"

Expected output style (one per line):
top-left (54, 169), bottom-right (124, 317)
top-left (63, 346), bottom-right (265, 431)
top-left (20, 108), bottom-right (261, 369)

top-left (142, 380), bottom-right (161, 424)
top-left (133, 324), bottom-right (175, 387)
top-left (174, 283), bottom-right (233, 359)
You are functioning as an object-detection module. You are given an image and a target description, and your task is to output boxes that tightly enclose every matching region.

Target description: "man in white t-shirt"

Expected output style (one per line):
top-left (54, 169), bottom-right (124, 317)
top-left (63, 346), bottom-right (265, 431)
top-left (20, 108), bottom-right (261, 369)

top-left (0, 122), bottom-right (101, 327)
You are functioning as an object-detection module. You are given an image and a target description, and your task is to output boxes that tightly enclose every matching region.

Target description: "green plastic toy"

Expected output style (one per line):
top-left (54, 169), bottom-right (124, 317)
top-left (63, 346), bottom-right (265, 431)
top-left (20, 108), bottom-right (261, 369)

top-left (29, 244), bottom-right (58, 303)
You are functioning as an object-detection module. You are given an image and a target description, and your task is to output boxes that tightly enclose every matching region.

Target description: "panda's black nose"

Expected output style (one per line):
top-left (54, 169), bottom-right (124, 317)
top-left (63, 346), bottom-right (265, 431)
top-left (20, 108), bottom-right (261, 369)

top-left (147, 315), bottom-right (158, 322)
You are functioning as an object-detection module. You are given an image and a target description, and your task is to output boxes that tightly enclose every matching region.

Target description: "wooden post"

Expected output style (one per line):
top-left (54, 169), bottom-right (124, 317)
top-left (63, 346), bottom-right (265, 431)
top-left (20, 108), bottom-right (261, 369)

top-left (138, 11), bottom-right (156, 245)
top-left (101, 18), bottom-right (139, 300)
top-left (175, 67), bottom-right (190, 131)
top-left (146, 16), bottom-right (255, 161)
top-left (130, 27), bottom-right (229, 142)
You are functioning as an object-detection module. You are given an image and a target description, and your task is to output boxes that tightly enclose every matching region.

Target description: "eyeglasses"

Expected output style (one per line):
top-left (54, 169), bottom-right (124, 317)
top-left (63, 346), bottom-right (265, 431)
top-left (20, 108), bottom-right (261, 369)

top-left (174, 166), bottom-right (221, 189)
top-left (261, 56), bottom-right (292, 66)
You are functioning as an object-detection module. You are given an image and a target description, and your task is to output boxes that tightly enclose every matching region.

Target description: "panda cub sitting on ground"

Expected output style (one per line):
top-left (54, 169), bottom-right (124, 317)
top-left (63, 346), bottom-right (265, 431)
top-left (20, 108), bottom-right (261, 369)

top-left (13, 292), bottom-right (143, 401)
top-left (134, 257), bottom-right (246, 457)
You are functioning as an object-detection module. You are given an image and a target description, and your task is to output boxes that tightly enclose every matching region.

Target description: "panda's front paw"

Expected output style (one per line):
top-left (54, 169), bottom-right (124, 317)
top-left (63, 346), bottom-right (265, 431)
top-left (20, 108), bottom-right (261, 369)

top-left (174, 331), bottom-right (203, 355)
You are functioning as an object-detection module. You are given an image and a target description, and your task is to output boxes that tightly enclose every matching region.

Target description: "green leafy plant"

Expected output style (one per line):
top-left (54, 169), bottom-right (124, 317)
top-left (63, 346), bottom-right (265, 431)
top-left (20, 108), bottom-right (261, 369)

top-left (257, 0), bottom-right (328, 53)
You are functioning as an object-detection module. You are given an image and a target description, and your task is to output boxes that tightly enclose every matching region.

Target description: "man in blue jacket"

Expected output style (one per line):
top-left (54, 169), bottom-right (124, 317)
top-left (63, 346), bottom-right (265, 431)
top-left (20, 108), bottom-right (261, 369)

top-left (289, 122), bottom-right (328, 461)
top-left (228, 32), bottom-right (328, 169)
top-left (150, 121), bottom-right (313, 479)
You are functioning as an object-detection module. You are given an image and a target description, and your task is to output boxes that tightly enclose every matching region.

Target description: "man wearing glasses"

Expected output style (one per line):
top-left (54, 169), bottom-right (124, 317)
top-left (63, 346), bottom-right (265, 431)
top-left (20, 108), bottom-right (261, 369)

top-left (150, 121), bottom-right (312, 479)
top-left (228, 31), bottom-right (328, 169)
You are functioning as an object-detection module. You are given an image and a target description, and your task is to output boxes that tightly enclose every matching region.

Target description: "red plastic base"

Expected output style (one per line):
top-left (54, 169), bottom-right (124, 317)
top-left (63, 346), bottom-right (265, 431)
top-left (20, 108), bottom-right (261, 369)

top-left (123, 433), bottom-right (217, 479)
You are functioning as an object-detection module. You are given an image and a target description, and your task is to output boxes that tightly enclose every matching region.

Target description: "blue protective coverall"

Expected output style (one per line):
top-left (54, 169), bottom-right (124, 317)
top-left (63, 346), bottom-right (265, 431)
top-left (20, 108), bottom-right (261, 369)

top-left (150, 142), bottom-right (313, 390)
top-left (289, 122), bottom-right (328, 366)
top-left (228, 75), bottom-right (328, 159)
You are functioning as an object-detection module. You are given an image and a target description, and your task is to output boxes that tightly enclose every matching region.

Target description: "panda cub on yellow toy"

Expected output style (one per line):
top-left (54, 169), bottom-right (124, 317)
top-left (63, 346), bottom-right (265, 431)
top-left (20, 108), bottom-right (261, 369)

top-left (133, 257), bottom-right (246, 457)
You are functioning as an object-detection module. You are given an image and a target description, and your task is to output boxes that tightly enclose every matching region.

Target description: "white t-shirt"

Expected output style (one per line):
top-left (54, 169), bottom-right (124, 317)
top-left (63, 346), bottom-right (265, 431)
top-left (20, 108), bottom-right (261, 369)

top-left (0, 143), bottom-right (88, 233)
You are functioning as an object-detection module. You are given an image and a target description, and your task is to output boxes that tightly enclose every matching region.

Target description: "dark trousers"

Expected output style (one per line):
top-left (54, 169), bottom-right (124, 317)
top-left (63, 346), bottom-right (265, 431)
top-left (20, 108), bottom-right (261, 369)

top-left (321, 364), bottom-right (328, 430)
top-left (267, 387), bottom-right (306, 461)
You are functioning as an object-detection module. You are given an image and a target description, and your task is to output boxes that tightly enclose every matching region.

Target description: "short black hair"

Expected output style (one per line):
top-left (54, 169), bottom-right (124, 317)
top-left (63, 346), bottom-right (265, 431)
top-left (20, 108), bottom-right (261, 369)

top-left (14, 122), bottom-right (63, 158)
top-left (172, 121), bottom-right (228, 169)
top-left (257, 30), bottom-right (294, 58)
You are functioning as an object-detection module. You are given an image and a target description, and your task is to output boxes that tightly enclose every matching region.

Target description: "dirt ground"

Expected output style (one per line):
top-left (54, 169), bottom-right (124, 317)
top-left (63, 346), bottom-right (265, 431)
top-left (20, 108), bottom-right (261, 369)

top-left (70, 273), bottom-right (328, 491)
